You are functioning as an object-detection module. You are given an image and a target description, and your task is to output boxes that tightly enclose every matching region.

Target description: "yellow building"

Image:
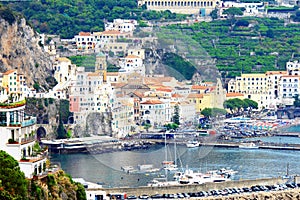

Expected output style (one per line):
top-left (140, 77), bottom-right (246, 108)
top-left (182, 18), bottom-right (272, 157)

top-left (228, 73), bottom-right (269, 109)
top-left (2, 69), bottom-right (19, 94)
top-left (187, 93), bottom-right (214, 113)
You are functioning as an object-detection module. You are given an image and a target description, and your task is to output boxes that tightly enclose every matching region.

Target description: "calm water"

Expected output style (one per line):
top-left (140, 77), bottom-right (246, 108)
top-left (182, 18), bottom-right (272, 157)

top-left (51, 124), bottom-right (300, 188)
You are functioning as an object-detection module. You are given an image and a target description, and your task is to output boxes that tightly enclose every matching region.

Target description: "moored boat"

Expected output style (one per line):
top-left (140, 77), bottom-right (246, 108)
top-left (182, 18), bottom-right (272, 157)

top-left (239, 142), bottom-right (259, 149)
top-left (186, 141), bottom-right (200, 148)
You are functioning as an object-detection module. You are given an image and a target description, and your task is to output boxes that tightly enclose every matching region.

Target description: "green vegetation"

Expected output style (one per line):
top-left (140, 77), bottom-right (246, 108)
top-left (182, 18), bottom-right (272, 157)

top-left (0, 5), bottom-right (18, 25)
top-left (164, 123), bottom-right (179, 130)
top-left (162, 53), bottom-right (196, 80)
top-left (3, 0), bottom-right (186, 38)
top-left (172, 105), bottom-right (180, 125)
top-left (0, 150), bottom-right (28, 199)
top-left (166, 17), bottom-right (300, 77)
top-left (224, 98), bottom-right (258, 114)
top-left (201, 107), bottom-right (227, 118)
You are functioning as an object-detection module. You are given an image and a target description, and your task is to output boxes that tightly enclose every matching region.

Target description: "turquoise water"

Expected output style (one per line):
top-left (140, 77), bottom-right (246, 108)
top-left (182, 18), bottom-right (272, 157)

top-left (284, 124), bottom-right (300, 133)
top-left (51, 134), bottom-right (300, 188)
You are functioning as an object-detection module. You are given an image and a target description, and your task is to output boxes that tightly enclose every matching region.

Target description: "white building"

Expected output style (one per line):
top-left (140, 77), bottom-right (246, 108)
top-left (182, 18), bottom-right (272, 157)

top-left (105, 19), bottom-right (138, 33)
top-left (111, 98), bottom-right (135, 138)
top-left (119, 55), bottom-right (145, 76)
top-left (69, 67), bottom-right (105, 124)
top-left (220, 1), bottom-right (265, 17)
top-left (74, 32), bottom-right (95, 50)
top-left (140, 99), bottom-right (166, 127)
top-left (279, 75), bottom-right (300, 100)
top-left (286, 60), bottom-right (300, 76)
top-left (0, 92), bottom-right (47, 178)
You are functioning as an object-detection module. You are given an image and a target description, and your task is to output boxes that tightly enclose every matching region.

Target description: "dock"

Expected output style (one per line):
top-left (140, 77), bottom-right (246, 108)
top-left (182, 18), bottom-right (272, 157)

top-left (273, 132), bottom-right (300, 137)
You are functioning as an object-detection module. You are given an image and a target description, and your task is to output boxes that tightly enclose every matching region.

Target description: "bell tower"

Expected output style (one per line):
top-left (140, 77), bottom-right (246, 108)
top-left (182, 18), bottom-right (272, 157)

top-left (95, 52), bottom-right (107, 82)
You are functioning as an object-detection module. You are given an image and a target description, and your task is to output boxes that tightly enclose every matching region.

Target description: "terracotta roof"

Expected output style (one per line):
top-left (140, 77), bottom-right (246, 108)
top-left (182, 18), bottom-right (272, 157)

top-left (79, 32), bottom-right (91, 36)
top-left (156, 88), bottom-right (172, 93)
top-left (132, 91), bottom-right (144, 98)
top-left (265, 71), bottom-right (287, 75)
top-left (126, 55), bottom-right (140, 59)
top-left (226, 92), bottom-right (244, 97)
top-left (111, 83), bottom-right (127, 88)
top-left (88, 72), bottom-right (100, 77)
top-left (3, 69), bottom-right (17, 75)
top-left (191, 85), bottom-right (208, 90)
top-left (102, 30), bottom-right (121, 35)
top-left (107, 72), bottom-right (119, 76)
top-left (187, 93), bottom-right (204, 98)
top-left (144, 77), bottom-right (173, 84)
top-left (172, 93), bottom-right (183, 98)
top-left (140, 99), bottom-right (163, 104)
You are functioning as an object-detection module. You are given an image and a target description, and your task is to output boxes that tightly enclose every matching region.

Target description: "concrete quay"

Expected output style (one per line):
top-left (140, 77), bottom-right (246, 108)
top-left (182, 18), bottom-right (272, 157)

top-left (87, 177), bottom-right (285, 196)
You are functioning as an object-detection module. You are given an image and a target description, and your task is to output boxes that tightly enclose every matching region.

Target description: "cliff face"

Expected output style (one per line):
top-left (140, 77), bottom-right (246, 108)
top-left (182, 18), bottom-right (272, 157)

top-left (0, 12), bottom-right (52, 90)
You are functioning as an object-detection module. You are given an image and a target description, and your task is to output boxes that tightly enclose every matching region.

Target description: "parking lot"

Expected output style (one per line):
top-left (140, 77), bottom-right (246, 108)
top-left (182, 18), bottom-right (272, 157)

top-left (123, 182), bottom-right (300, 200)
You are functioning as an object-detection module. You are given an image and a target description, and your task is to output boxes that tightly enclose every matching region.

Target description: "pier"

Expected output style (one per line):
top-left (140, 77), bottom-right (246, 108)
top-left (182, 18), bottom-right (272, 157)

top-left (273, 132), bottom-right (300, 137)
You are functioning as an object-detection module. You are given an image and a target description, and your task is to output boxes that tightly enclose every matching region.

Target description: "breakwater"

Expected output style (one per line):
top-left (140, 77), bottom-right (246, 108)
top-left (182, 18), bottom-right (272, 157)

top-left (87, 177), bottom-right (285, 196)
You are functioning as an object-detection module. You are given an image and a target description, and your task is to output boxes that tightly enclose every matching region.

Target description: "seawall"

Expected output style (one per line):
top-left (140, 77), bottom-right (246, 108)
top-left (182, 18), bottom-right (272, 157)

top-left (88, 177), bottom-right (286, 196)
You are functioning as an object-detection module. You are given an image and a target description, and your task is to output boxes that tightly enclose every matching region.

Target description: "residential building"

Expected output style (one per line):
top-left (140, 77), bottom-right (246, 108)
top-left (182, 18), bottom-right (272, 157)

top-left (279, 75), bottom-right (300, 100)
top-left (119, 55), bottom-right (145, 76)
top-left (140, 99), bottom-right (166, 127)
top-left (111, 98), bottom-right (135, 138)
top-left (286, 60), bottom-right (300, 75)
top-left (127, 48), bottom-right (146, 60)
top-left (74, 32), bottom-right (95, 50)
top-left (220, 1), bottom-right (265, 18)
top-left (105, 19), bottom-right (138, 33)
top-left (2, 69), bottom-right (18, 94)
top-left (0, 91), bottom-right (47, 178)
top-left (227, 73), bottom-right (269, 109)
top-left (138, 0), bottom-right (221, 16)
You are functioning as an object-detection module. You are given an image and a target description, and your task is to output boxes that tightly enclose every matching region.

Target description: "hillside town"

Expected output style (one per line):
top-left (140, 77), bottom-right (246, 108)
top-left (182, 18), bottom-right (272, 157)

top-left (0, 14), bottom-right (300, 178)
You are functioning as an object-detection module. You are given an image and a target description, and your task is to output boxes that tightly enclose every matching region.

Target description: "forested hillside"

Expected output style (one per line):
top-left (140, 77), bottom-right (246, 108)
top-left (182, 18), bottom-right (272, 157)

top-left (2, 0), bottom-right (186, 38)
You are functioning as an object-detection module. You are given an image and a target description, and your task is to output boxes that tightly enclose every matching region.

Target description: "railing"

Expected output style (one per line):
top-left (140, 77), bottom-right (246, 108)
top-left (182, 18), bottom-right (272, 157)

top-left (22, 117), bottom-right (36, 127)
top-left (21, 135), bottom-right (36, 144)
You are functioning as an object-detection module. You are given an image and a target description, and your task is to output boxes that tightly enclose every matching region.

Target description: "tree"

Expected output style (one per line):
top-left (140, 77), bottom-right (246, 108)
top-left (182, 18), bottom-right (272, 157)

top-left (294, 94), bottom-right (300, 107)
top-left (56, 115), bottom-right (67, 139)
top-left (223, 7), bottom-right (243, 30)
top-left (0, 150), bottom-right (28, 199)
top-left (223, 7), bottom-right (243, 19)
top-left (172, 105), bottom-right (180, 125)
top-left (243, 99), bottom-right (258, 110)
top-left (201, 107), bottom-right (227, 118)
top-left (210, 9), bottom-right (218, 20)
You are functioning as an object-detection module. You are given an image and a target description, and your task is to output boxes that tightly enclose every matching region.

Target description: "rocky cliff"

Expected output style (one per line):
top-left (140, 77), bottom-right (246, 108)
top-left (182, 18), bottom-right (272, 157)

top-left (0, 6), bottom-right (52, 91)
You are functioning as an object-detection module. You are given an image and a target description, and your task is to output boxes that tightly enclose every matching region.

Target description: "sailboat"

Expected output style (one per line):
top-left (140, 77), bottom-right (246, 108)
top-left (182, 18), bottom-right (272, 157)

top-left (161, 131), bottom-right (178, 171)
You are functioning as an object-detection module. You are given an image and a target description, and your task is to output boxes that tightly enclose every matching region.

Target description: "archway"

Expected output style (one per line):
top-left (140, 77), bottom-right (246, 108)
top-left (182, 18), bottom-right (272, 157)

top-left (37, 127), bottom-right (47, 141)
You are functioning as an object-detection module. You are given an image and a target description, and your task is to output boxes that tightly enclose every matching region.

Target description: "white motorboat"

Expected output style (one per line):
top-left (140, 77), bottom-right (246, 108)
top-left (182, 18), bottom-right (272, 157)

top-left (239, 142), bottom-right (259, 149)
top-left (186, 141), bottom-right (200, 148)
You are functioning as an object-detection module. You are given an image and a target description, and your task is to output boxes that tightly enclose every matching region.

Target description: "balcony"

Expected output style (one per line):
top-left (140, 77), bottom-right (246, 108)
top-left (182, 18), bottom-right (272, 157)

top-left (21, 135), bottom-right (36, 144)
top-left (0, 99), bottom-right (26, 109)
top-left (22, 117), bottom-right (36, 127)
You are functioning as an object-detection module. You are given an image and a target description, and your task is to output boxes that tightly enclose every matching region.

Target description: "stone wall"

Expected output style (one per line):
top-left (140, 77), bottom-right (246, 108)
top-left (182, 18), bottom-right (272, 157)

top-left (88, 177), bottom-right (285, 196)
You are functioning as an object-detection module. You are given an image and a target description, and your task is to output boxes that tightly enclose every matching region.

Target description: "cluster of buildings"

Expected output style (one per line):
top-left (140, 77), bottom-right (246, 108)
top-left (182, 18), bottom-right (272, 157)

top-left (138, 0), bottom-right (298, 18)
top-left (228, 60), bottom-right (300, 109)
top-left (0, 90), bottom-right (48, 179)
top-left (1, 18), bottom-right (300, 141)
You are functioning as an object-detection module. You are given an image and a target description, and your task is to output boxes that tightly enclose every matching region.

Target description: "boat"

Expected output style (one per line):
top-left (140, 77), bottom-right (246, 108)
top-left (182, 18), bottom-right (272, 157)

top-left (186, 141), bottom-right (200, 148)
top-left (161, 131), bottom-right (178, 171)
top-left (239, 142), bottom-right (259, 149)
top-left (176, 168), bottom-right (231, 184)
